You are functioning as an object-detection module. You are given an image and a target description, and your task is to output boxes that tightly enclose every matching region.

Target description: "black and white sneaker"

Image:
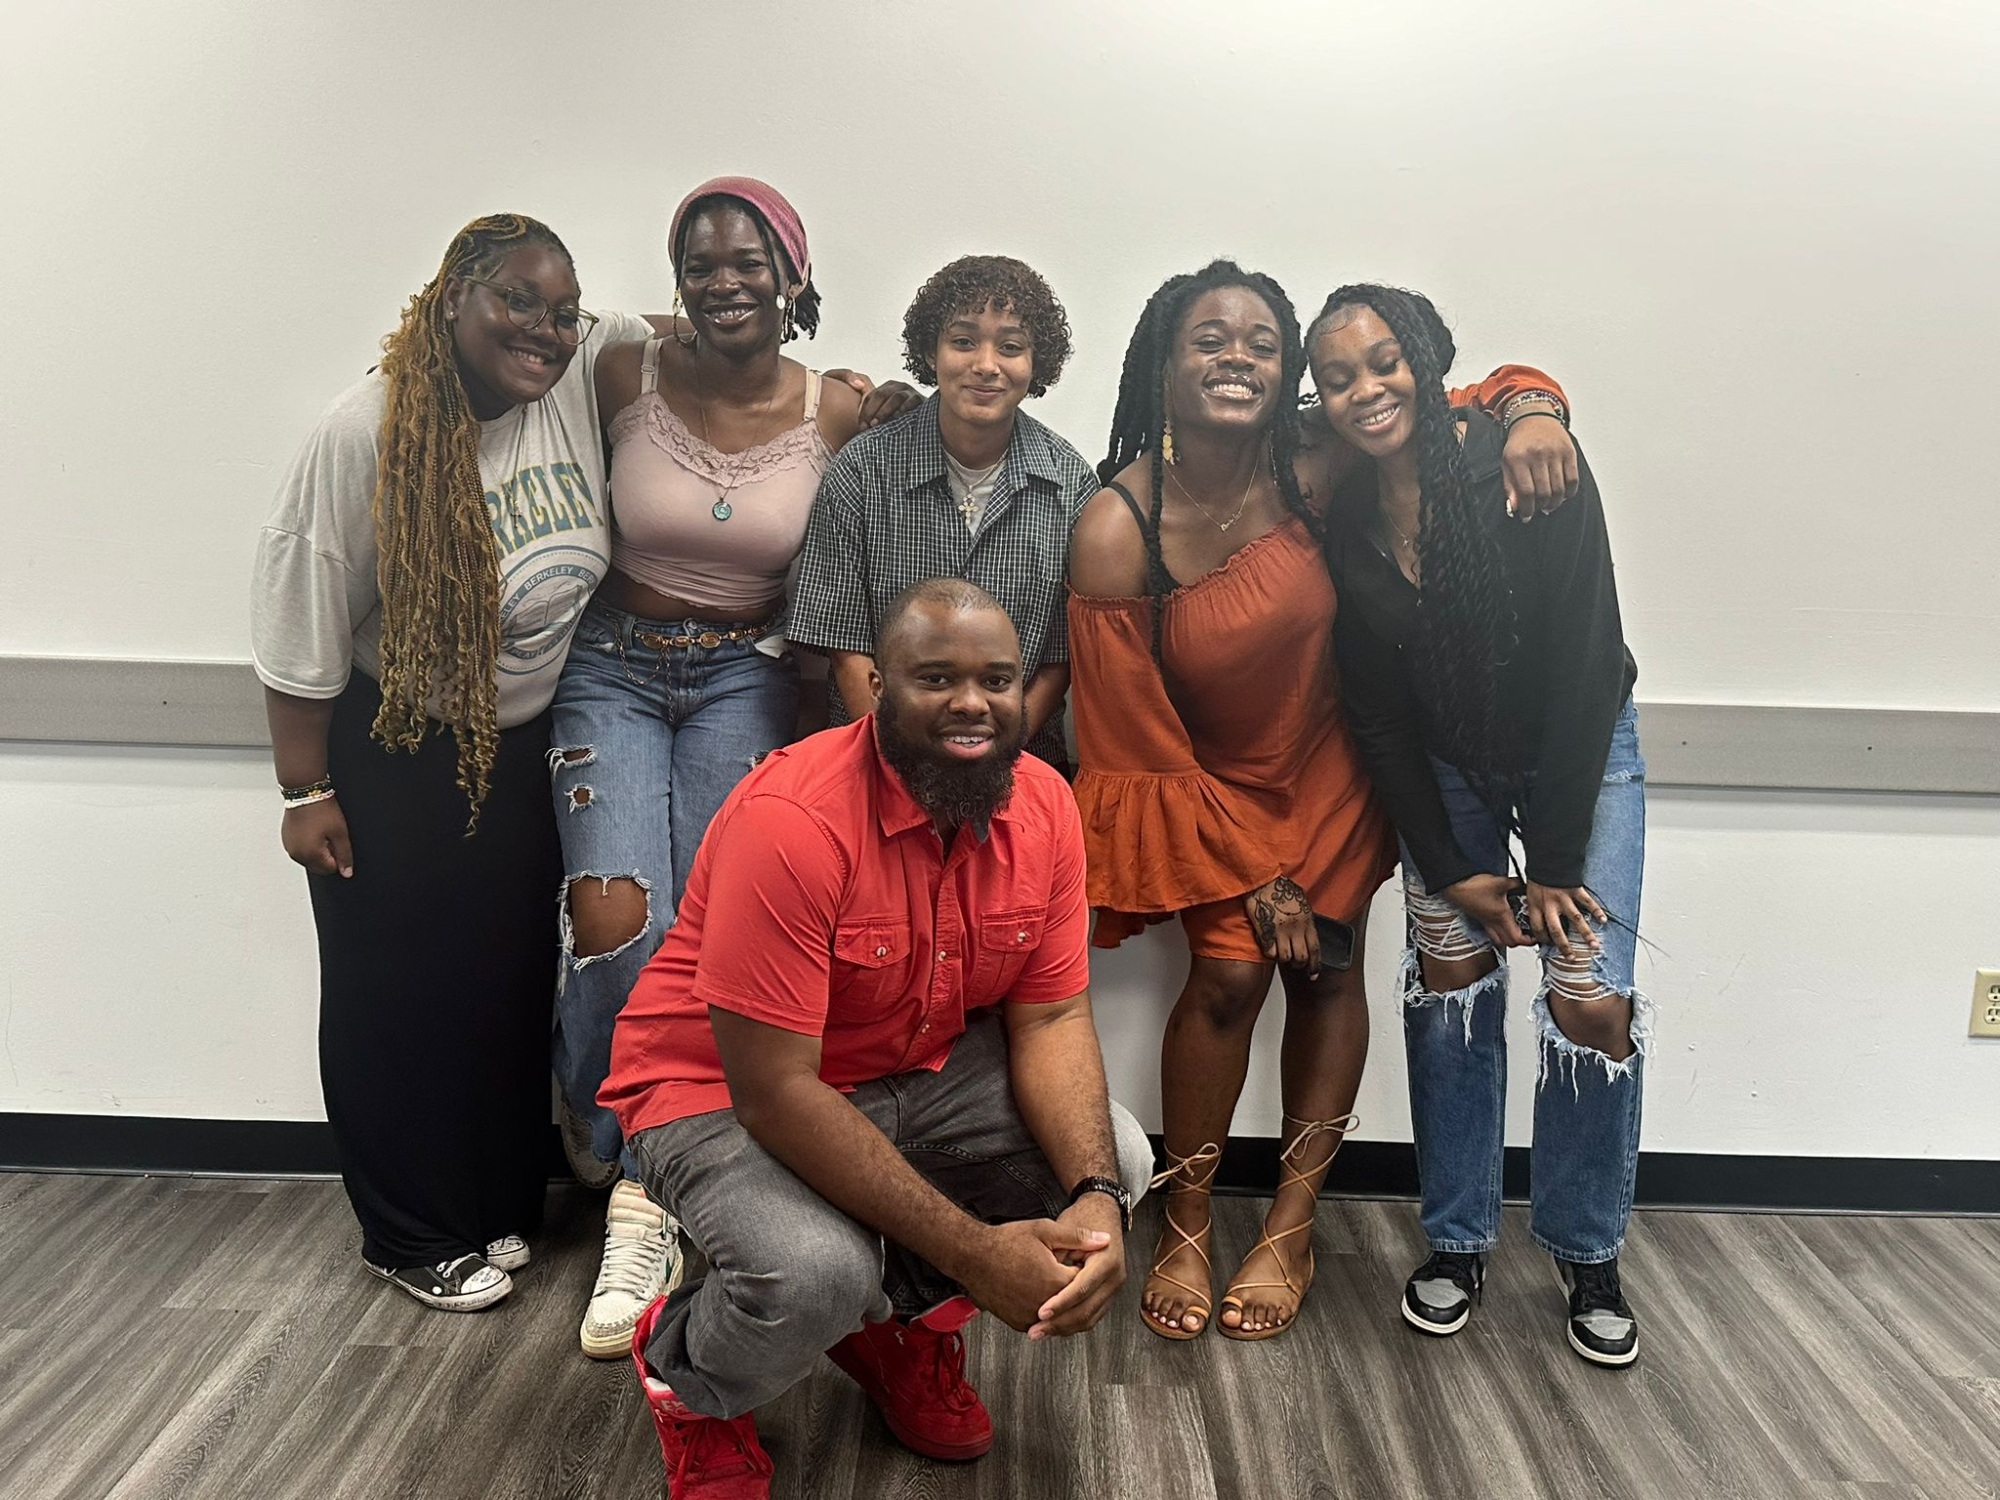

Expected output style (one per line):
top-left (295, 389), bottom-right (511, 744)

top-left (1557, 1257), bottom-right (1639, 1367)
top-left (366, 1253), bottom-right (513, 1312)
top-left (1401, 1250), bottom-right (1485, 1336)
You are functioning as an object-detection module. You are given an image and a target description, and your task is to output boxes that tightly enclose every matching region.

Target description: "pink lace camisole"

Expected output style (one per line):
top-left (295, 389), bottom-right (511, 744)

top-left (605, 336), bottom-right (831, 615)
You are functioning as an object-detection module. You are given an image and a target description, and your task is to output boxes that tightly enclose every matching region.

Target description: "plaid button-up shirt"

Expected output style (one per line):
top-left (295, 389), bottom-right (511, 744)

top-left (789, 395), bottom-right (1100, 754)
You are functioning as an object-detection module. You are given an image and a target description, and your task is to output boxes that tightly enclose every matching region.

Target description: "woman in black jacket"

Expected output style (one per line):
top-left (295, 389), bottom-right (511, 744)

top-left (1309, 284), bottom-right (1649, 1369)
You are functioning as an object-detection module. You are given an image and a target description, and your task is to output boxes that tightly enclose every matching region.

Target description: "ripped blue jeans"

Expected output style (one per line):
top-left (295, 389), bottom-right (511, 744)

top-left (1399, 698), bottom-right (1647, 1264)
top-left (549, 600), bottom-right (799, 1170)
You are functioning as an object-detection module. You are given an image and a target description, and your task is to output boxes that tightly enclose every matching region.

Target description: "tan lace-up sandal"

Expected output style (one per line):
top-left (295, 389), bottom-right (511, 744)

top-left (1140, 1142), bottom-right (1222, 1340)
top-left (1218, 1112), bottom-right (1359, 1342)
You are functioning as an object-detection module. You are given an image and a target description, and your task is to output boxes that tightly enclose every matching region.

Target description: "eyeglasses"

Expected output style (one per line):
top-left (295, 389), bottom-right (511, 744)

top-left (462, 277), bottom-right (599, 345)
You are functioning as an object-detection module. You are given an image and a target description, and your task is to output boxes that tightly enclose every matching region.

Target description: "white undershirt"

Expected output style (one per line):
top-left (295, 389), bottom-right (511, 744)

top-left (944, 451), bottom-right (1003, 532)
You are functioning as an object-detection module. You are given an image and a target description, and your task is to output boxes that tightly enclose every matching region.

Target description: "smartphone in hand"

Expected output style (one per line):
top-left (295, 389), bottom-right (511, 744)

top-left (1310, 911), bottom-right (1357, 972)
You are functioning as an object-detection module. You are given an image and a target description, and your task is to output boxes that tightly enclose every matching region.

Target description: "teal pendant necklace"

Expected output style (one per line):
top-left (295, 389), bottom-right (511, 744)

top-left (694, 366), bottom-right (777, 525)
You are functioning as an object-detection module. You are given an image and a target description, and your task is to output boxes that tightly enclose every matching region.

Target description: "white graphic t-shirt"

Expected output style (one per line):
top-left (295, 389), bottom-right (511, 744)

top-left (252, 309), bottom-right (651, 728)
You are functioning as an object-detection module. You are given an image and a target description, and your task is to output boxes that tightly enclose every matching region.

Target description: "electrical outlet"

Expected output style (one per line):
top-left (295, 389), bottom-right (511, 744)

top-left (1973, 970), bottom-right (2000, 1038)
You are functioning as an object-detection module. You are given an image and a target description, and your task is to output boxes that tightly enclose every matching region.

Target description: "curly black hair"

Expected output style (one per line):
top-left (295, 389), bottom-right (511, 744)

top-left (1102, 259), bottom-right (1319, 660)
top-left (1307, 284), bottom-right (1514, 774)
top-left (901, 255), bottom-right (1072, 396)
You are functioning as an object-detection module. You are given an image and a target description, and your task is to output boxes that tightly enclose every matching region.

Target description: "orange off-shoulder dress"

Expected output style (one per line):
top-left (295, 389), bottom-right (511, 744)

top-left (1069, 368), bottom-right (1565, 962)
top-left (1069, 515), bottom-right (1391, 962)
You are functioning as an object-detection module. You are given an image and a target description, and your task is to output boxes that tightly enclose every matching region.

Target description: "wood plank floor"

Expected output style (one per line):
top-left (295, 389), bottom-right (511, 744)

top-left (0, 1174), bottom-right (1995, 1499)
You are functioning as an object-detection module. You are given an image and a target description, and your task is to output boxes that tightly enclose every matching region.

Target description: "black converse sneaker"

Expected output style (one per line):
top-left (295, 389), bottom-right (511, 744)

top-left (1557, 1257), bottom-right (1639, 1367)
top-left (1401, 1250), bottom-right (1485, 1336)
top-left (365, 1253), bottom-right (512, 1312)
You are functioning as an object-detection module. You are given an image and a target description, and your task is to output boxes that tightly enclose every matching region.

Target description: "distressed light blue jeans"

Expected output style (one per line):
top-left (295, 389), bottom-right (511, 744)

top-left (549, 600), bottom-right (799, 1171)
top-left (1399, 698), bottom-right (1648, 1264)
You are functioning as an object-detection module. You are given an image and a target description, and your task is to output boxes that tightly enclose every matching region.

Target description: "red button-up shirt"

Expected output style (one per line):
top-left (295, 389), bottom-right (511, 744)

top-left (601, 717), bottom-right (1092, 1136)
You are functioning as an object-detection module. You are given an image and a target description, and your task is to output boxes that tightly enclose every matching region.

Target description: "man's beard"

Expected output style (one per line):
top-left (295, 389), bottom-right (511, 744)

top-left (876, 694), bottom-right (1027, 832)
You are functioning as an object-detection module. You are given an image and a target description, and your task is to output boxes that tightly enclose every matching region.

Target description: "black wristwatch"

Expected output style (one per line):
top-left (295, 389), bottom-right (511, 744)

top-left (1067, 1175), bottom-right (1132, 1232)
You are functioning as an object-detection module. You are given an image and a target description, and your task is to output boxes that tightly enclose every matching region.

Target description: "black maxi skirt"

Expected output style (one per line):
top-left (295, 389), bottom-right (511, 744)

top-left (309, 673), bottom-right (558, 1268)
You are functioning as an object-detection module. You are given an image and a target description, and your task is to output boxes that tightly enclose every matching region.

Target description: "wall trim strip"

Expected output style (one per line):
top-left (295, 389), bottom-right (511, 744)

top-left (4, 654), bottom-right (1997, 792)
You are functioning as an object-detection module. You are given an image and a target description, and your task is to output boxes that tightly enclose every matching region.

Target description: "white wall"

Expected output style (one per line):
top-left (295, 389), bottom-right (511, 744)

top-left (3, 1), bottom-right (1997, 1154)
top-left (3, 743), bottom-right (1995, 1159)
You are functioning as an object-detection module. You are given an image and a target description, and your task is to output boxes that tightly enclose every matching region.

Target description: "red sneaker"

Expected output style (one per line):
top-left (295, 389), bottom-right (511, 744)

top-left (632, 1297), bottom-right (774, 1498)
top-left (825, 1313), bottom-right (994, 1461)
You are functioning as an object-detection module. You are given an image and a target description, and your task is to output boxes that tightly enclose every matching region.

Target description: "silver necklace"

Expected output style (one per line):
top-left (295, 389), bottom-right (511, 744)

top-left (693, 373), bottom-right (778, 523)
top-left (947, 453), bottom-right (1004, 526)
top-left (1380, 505), bottom-right (1421, 582)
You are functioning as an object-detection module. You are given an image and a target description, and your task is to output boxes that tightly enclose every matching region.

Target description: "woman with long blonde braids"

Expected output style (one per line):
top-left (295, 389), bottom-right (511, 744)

top-left (253, 213), bottom-right (658, 1311)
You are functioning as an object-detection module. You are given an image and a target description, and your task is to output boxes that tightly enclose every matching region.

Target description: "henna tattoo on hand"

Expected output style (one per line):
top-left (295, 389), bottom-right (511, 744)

top-left (1251, 876), bottom-right (1310, 954)
top-left (1270, 876), bottom-right (1309, 917)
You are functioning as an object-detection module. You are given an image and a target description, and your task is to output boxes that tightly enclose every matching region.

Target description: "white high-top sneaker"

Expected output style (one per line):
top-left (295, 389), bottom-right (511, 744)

top-left (580, 1180), bottom-right (684, 1358)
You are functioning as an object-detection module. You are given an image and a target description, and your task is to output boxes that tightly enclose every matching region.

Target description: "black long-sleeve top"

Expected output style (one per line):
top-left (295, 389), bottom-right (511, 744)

top-left (1325, 410), bottom-right (1637, 891)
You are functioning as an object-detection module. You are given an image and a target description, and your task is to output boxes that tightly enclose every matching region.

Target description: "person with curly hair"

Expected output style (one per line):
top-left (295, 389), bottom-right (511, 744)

top-left (1066, 260), bottom-right (1577, 1342)
top-left (1311, 284), bottom-right (1646, 1367)
top-left (789, 254), bottom-right (1095, 772)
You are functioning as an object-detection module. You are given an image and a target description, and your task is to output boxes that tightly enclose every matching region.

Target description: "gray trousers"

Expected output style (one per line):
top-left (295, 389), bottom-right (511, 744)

top-left (629, 1011), bottom-right (1153, 1418)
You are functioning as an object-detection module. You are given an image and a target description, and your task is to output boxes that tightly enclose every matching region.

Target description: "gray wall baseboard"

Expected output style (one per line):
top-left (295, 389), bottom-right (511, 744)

top-left (0, 1112), bottom-right (1991, 1214)
top-left (3, 653), bottom-right (1998, 794)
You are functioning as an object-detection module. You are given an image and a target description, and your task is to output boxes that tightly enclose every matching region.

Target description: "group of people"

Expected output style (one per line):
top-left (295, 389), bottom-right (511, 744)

top-left (252, 177), bottom-right (1649, 1499)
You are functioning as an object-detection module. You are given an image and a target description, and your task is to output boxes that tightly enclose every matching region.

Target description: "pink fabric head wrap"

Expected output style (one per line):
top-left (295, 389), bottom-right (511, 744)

top-left (668, 176), bottom-right (811, 291)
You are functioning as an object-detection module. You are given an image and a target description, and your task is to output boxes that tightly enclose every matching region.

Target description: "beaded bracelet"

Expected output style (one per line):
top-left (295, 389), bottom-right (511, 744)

top-left (281, 777), bottom-right (336, 808)
top-left (1500, 390), bottom-right (1567, 429)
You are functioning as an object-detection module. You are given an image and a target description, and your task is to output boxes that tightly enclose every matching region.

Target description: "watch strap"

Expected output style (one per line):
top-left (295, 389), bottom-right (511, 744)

top-left (1067, 1174), bottom-right (1132, 1232)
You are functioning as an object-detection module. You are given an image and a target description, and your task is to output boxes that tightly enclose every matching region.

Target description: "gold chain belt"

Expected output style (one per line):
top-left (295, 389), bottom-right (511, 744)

top-left (632, 620), bottom-right (774, 652)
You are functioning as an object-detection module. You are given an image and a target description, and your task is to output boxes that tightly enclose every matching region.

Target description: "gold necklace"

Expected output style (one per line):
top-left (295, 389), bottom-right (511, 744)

top-left (1166, 456), bottom-right (1259, 532)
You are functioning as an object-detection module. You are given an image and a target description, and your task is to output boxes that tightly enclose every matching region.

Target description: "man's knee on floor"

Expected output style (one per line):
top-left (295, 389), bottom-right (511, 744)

top-left (564, 874), bottom-right (652, 961)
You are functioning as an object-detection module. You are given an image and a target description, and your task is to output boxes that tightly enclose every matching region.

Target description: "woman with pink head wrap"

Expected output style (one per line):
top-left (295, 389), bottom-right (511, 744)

top-left (546, 177), bottom-right (906, 1366)
top-left (667, 175), bottom-right (815, 331)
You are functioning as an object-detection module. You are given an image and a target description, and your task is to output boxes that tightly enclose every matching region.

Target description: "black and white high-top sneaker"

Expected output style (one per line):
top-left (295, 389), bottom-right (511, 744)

top-left (1400, 1250), bottom-right (1486, 1336)
top-left (1557, 1257), bottom-right (1639, 1367)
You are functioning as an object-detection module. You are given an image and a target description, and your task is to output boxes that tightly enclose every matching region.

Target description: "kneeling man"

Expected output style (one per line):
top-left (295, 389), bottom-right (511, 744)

top-left (600, 579), bottom-right (1151, 1497)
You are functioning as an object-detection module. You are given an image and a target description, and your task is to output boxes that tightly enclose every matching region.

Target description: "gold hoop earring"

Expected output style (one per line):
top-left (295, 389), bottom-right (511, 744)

top-left (672, 290), bottom-right (696, 349)
top-left (1161, 375), bottom-right (1177, 465)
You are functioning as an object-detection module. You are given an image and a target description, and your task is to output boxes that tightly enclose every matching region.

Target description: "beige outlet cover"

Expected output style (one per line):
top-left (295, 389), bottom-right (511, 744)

top-left (1972, 970), bottom-right (2000, 1038)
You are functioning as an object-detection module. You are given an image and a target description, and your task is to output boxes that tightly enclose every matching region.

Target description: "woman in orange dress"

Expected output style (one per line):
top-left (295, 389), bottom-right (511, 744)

top-left (1067, 259), bottom-right (1570, 1340)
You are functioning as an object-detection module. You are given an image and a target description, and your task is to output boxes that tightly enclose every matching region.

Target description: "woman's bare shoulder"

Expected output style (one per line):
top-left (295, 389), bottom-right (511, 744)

top-left (806, 363), bottom-right (864, 451)
top-left (594, 339), bottom-right (647, 415)
top-left (1069, 465), bottom-right (1152, 598)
